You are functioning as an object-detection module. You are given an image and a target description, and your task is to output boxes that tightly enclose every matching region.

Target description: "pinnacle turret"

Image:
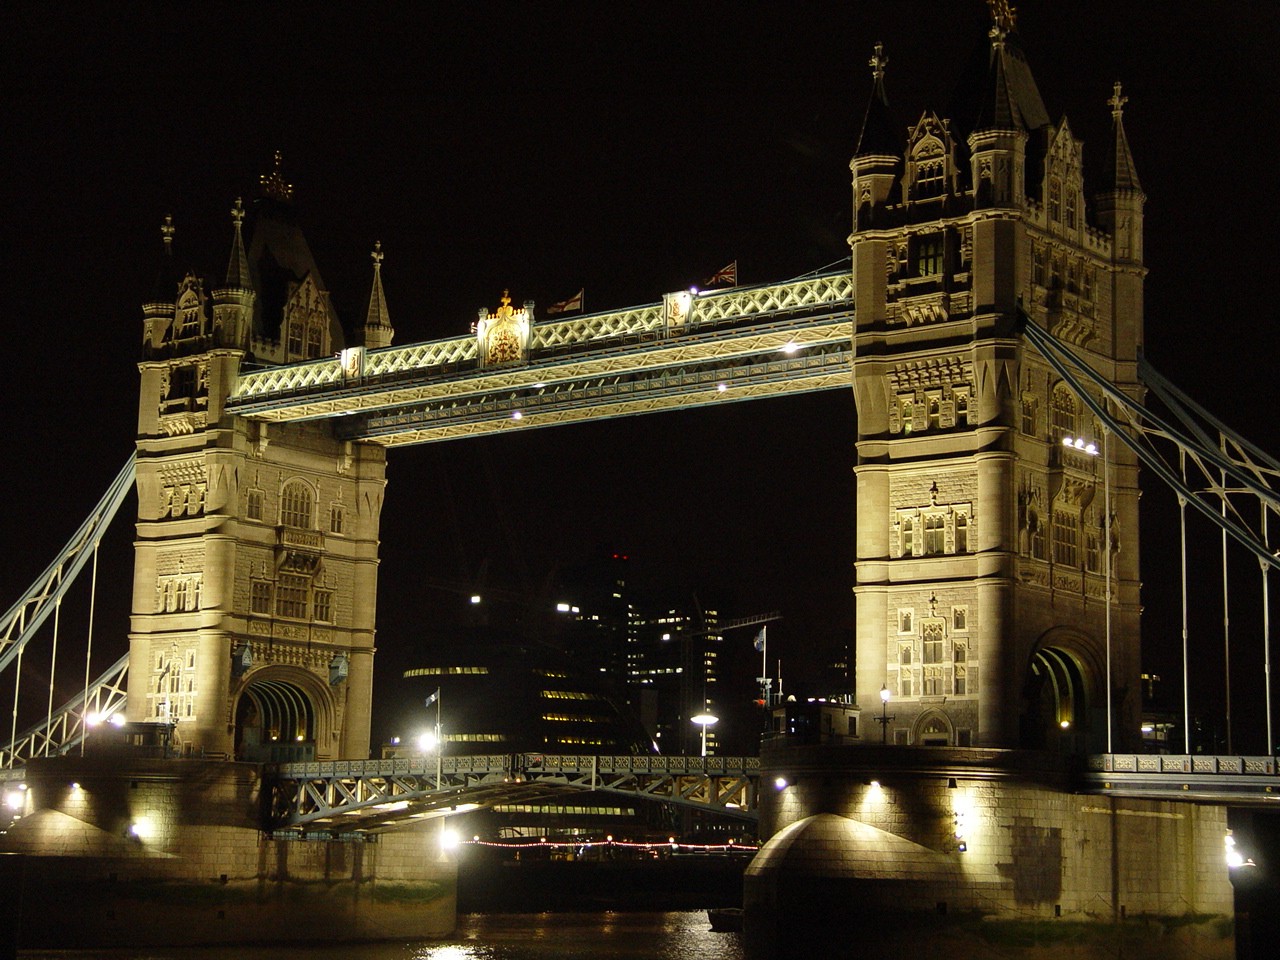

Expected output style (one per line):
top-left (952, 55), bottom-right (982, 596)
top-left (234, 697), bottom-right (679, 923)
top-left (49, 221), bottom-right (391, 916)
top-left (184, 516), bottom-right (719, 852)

top-left (358, 241), bottom-right (394, 349)
top-left (225, 197), bottom-right (252, 289)
top-left (1102, 82), bottom-right (1143, 194)
top-left (854, 41), bottom-right (899, 157)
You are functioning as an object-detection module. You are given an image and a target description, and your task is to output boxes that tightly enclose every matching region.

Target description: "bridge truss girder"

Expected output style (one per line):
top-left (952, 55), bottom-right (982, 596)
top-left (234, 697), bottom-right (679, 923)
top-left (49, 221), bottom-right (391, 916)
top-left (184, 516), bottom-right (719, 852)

top-left (269, 754), bottom-right (761, 834)
top-left (1, 653), bottom-right (129, 768)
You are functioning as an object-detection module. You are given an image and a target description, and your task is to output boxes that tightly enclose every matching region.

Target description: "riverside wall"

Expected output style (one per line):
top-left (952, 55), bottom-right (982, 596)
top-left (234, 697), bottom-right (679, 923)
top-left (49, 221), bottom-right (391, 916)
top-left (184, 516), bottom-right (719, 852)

top-left (0, 756), bottom-right (455, 949)
top-left (743, 744), bottom-right (1234, 960)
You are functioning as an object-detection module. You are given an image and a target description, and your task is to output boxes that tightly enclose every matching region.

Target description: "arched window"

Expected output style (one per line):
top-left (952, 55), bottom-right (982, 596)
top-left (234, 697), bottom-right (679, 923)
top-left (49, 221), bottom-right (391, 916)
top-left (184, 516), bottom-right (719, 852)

top-left (955, 514), bottom-right (969, 553)
top-left (1050, 384), bottom-right (1077, 439)
top-left (924, 515), bottom-right (946, 554)
top-left (902, 518), bottom-right (915, 556)
top-left (280, 480), bottom-right (314, 529)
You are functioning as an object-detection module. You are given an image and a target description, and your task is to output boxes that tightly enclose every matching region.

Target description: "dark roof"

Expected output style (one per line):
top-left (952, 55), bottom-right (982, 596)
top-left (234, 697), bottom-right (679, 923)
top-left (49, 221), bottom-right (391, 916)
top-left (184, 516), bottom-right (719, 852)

top-left (1102, 112), bottom-right (1143, 193)
top-left (854, 71), bottom-right (899, 157)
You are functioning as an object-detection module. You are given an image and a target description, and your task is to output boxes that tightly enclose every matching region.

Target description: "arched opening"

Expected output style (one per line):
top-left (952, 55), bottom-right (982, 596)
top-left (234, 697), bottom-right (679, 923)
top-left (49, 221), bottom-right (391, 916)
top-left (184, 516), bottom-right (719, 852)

top-left (1022, 646), bottom-right (1090, 754)
top-left (915, 711), bottom-right (952, 746)
top-left (234, 673), bottom-right (319, 763)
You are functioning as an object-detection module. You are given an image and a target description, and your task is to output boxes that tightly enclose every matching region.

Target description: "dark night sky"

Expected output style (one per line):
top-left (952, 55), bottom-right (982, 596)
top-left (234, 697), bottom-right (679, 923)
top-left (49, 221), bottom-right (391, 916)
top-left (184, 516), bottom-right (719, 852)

top-left (3, 3), bottom-right (1277, 751)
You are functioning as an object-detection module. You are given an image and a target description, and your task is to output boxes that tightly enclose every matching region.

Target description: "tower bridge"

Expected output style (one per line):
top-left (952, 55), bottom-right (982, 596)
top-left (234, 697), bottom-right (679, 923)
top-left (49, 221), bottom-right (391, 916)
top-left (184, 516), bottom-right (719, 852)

top-left (2, 6), bottom-right (1279, 955)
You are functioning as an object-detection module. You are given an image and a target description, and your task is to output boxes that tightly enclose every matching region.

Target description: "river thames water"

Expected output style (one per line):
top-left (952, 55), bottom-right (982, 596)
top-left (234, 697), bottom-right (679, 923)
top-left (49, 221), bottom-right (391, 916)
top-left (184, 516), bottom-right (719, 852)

top-left (22, 911), bottom-right (745, 960)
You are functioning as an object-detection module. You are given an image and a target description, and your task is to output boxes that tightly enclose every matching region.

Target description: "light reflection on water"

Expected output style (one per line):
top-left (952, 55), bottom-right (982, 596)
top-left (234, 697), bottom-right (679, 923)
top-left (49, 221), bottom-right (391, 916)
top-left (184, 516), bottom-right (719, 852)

top-left (22, 911), bottom-right (745, 960)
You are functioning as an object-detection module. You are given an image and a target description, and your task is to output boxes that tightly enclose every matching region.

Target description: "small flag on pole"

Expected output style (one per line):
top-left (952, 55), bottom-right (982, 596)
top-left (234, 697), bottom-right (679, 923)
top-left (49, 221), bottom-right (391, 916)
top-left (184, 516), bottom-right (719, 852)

top-left (753, 627), bottom-right (766, 652)
top-left (546, 288), bottom-right (584, 314)
top-left (704, 261), bottom-right (737, 287)
top-left (424, 689), bottom-right (440, 709)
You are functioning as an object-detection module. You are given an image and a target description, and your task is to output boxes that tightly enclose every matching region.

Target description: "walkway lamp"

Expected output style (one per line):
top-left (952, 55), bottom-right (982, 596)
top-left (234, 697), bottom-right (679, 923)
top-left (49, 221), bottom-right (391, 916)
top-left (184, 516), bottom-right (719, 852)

top-left (876, 684), bottom-right (895, 745)
top-left (691, 713), bottom-right (718, 757)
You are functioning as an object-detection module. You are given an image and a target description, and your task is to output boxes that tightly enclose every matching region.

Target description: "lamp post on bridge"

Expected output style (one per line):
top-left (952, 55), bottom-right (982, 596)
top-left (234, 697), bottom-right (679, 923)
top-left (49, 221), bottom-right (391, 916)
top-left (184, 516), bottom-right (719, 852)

top-left (691, 712), bottom-right (718, 758)
top-left (875, 684), bottom-right (894, 745)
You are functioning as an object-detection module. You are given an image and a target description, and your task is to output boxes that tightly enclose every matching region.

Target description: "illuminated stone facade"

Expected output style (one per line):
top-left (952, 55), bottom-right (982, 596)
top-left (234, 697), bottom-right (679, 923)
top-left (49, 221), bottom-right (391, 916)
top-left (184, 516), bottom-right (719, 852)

top-left (850, 24), bottom-right (1145, 750)
top-left (127, 188), bottom-right (392, 760)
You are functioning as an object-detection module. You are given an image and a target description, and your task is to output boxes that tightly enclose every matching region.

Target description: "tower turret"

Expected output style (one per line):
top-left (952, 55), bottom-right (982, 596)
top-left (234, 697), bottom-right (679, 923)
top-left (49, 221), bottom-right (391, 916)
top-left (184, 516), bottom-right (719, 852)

top-left (850, 42), bottom-right (899, 232)
top-left (1095, 82), bottom-right (1146, 363)
top-left (356, 241), bottom-right (395, 349)
top-left (141, 215), bottom-right (180, 351)
top-left (967, 22), bottom-right (1030, 209)
top-left (211, 198), bottom-right (256, 350)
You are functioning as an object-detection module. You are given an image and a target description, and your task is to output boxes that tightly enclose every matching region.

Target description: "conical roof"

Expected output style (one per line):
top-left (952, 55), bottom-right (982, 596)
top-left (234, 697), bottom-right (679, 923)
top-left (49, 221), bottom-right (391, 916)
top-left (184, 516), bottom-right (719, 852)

top-left (854, 42), bottom-right (899, 157)
top-left (1101, 82), bottom-right (1143, 192)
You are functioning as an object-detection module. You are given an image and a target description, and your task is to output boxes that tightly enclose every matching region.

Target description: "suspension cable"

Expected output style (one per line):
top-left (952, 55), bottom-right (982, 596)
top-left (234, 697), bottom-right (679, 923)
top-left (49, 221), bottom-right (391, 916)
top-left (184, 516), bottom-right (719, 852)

top-left (45, 598), bottom-right (61, 757)
top-left (81, 540), bottom-right (100, 756)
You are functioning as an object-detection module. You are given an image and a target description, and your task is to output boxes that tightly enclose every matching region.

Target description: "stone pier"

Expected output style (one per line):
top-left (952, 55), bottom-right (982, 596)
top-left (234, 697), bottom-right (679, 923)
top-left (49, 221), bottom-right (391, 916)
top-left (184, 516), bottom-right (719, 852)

top-left (1, 756), bottom-right (455, 949)
top-left (744, 743), bottom-right (1234, 960)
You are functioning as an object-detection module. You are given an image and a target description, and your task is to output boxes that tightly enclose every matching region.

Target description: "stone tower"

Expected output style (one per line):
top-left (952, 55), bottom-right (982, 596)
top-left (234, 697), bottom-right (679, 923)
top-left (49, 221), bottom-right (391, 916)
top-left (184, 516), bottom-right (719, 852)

top-left (850, 12), bottom-right (1145, 750)
top-left (127, 161), bottom-right (391, 760)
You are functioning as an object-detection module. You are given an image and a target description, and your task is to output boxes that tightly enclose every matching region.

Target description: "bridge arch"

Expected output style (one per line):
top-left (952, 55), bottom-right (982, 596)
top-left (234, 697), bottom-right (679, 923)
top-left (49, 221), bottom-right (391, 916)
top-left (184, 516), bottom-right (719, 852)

top-left (233, 664), bottom-right (336, 762)
top-left (1021, 628), bottom-right (1102, 753)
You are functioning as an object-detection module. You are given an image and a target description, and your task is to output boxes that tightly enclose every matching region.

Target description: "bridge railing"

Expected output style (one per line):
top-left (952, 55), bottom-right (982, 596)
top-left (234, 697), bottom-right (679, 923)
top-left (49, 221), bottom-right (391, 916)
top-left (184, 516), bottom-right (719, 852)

top-left (1088, 753), bottom-right (1276, 776)
top-left (230, 272), bottom-right (853, 402)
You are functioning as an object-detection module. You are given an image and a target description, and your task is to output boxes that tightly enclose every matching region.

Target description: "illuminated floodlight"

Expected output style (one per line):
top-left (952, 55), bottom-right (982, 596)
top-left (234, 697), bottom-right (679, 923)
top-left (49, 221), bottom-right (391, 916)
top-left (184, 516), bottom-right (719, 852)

top-left (781, 341), bottom-right (800, 354)
top-left (129, 817), bottom-right (155, 840)
top-left (556, 602), bottom-right (571, 612)
top-left (511, 410), bottom-right (523, 421)
top-left (85, 712), bottom-right (104, 727)
top-left (470, 595), bottom-right (482, 605)
top-left (716, 383), bottom-right (727, 393)
top-left (439, 828), bottom-right (460, 851)
top-left (774, 777), bottom-right (787, 790)
top-left (417, 731), bottom-right (440, 753)
top-left (1060, 720), bottom-right (1071, 730)
top-left (4, 791), bottom-right (23, 811)
top-left (109, 713), bottom-right (127, 728)
top-left (688, 286), bottom-right (699, 295)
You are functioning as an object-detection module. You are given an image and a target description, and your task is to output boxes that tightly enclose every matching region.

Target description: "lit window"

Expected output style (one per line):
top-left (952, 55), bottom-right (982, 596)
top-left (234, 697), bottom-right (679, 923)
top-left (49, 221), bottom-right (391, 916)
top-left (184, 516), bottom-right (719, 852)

top-left (916, 234), bottom-right (943, 276)
top-left (923, 666), bottom-right (943, 696)
top-left (1053, 510), bottom-right (1079, 567)
top-left (952, 607), bottom-right (968, 633)
top-left (314, 590), bottom-right (333, 624)
top-left (954, 666), bottom-right (967, 696)
top-left (902, 518), bottom-right (915, 557)
top-left (275, 574), bottom-right (308, 620)
top-left (247, 489), bottom-right (264, 521)
top-left (1050, 384), bottom-right (1077, 440)
top-left (280, 480), bottom-right (314, 529)
top-left (330, 504), bottom-right (345, 535)
top-left (924, 516), bottom-right (945, 555)
top-left (922, 622), bottom-right (944, 664)
top-left (955, 514), bottom-right (969, 554)
top-left (1021, 396), bottom-right (1038, 436)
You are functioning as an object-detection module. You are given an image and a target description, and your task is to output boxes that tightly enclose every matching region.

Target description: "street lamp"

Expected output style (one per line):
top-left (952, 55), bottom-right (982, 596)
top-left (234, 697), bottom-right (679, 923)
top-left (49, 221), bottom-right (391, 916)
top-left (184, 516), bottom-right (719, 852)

top-left (691, 713), bottom-right (718, 757)
top-left (876, 684), bottom-right (895, 745)
top-left (1064, 432), bottom-right (1112, 753)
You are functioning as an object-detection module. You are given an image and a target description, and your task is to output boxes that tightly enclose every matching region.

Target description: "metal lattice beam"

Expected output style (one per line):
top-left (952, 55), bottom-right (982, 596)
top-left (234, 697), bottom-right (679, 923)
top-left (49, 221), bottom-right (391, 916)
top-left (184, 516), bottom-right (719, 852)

top-left (1, 653), bottom-right (129, 767)
top-left (0, 455), bottom-right (136, 675)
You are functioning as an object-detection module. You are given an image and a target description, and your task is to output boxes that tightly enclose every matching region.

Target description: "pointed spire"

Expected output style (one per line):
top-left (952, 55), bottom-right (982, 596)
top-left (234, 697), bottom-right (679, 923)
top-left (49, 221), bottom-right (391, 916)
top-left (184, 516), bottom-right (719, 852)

top-left (359, 241), bottom-right (394, 349)
top-left (972, 1), bottom-right (1047, 134)
top-left (854, 41), bottom-right (899, 156)
top-left (225, 197), bottom-right (252, 288)
top-left (1103, 81), bottom-right (1143, 192)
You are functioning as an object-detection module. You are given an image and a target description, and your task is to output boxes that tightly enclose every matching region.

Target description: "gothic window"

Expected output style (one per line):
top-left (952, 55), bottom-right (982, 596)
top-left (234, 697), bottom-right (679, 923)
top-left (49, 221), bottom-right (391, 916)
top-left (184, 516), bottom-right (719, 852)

top-left (898, 609), bottom-right (914, 633)
top-left (1021, 396), bottom-right (1039, 436)
top-left (1049, 178), bottom-right (1062, 221)
top-left (275, 574), bottom-right (309, 620)
top-left (1050, 384), bottom-right (1077, 439)
top-left (954, 665), bottom-right (968, 696)
top-left (1086, 527), bottom-right (1102, 573)
top-left (952, 607), bottom-right (968, 633)
top-left (923, 666), bottom-right (943, 696)
top-left (330, 504), bottom-right (345, 535)
top-left (902, 518), bottom-right (915, 556)
top-left (899, 670), bottom-right (914, 698)
top-left (1066, 192), bottom-right (1077, 230)
top-left (1053, 510), bottom-right (1079, 567)
top-left (247, 489), bottom-right (264, 521)
top-left (955, 513), bottom-right (969, 553)
top-left (1032, 245), bottom-right (1046, 286)
top-left (916, 234), bottom-right (943, 276)
top-left (902, 400), bottom-right (915, 435)
top-left (314, 589), bottom-right (333, 624)
top-left (922, 622), bottom-right (944, 663)
top-left (287, 319), bottom-right (304, 356)
top-left (280, 480), bottom-right (314, 529)
top-left (1067, 261), bottom-right (1079, 294)
top-left (916, 159), bottom-right (945, 197)
top-left (924, 515), bottom-right (945, 555)
top-left (1029, 508), bottom-right (1047, 560)
top-left (175, 580), bottom-right (189, 612)
top-left (1083, 267), bottom-right (1095, 302)
top-left (955, 392), bottom-right (970, 426)
top-left (305, 319), bottom-right (323, 358)
top-left (899, 643), bottom-right (913, 666)
top-left (953, 641), bottom-right (967, 663)
top-left (927, 393), bottom-right (942, 430)
top-left (250, 580), bottom-right (272, 615)
top-left (1049, 253), bottom-right (1063, 290)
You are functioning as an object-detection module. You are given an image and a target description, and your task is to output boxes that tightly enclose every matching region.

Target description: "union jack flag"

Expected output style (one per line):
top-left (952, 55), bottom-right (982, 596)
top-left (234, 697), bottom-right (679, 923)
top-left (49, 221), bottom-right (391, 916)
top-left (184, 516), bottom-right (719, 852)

top-left (704, 261), bottom-right (737, 286)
